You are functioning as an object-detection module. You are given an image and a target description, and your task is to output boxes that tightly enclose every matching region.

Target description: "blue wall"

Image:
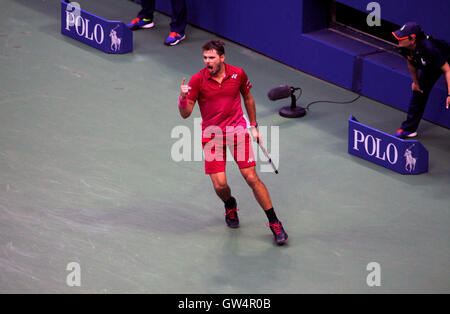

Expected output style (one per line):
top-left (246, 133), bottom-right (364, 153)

top-left (158, 0), bottom-right (304, 63)
top-left (154, 0), bottom-right (449, 129)
top-left (337, 0), bottom-right (450, 40)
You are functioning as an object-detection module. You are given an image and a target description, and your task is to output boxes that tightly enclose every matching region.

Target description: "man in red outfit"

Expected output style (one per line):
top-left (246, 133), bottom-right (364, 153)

top-left (177, 40), bottom-right (288, 245)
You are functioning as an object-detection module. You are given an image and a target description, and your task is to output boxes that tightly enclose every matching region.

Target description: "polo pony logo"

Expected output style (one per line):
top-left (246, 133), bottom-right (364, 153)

top-left (404, 144), bottom-right (417, 173)
top-left (109, 25), bottom-right (122, 52)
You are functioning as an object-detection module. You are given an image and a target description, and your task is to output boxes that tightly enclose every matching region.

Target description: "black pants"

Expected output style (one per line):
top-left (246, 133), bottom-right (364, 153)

top-left (400, 68), bottom-right (443, 132)
top-left (137, 0), bottom-right (187, 34)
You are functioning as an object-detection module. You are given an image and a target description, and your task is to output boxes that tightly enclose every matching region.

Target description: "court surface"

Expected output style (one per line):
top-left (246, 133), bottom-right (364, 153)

top-left (0, 0), bottom-right (449, 293)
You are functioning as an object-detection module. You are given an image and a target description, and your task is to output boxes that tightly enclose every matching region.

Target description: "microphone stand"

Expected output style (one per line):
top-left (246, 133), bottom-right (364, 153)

top-left (279, 87), bottom-right (307, 118)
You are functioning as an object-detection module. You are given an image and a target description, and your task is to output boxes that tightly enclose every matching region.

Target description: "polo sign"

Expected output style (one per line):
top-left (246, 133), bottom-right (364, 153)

top-left (61, 1), bottom-right (132, 54)
top-left (348, 115), bottom-right (428, 174)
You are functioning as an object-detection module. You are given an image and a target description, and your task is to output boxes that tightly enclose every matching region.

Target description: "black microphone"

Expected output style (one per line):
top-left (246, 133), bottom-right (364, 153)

top-left (267, 85), bottom-right (292, 101)
top-left (268, 84), bottom-right (307, 118)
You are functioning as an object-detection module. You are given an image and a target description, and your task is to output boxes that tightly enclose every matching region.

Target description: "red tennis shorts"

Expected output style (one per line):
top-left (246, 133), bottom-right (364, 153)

top-left (201, 132), bottom-right (256, 174)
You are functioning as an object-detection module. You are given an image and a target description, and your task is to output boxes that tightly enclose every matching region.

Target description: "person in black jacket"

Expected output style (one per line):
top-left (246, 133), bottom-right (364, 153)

top-left (392, 22), bottom-right (450, 139)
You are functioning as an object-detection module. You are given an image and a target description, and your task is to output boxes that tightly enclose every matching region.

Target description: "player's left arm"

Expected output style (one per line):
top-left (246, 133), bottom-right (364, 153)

top-left (441, 62), bottom-right (450, 109)
top-left (243, 92), bottom-right (256, 125)
top-left (243, 92), bottom-right (260, 141)
top-left (429, 45), bottom-right (450, 109)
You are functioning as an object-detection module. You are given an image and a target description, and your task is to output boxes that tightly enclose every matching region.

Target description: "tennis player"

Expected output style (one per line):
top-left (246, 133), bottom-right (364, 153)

top-left (177, 40), bottom-right (288, 245)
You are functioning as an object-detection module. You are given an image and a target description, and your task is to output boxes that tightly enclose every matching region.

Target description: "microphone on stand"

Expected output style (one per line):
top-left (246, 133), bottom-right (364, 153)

top-left (267, 85), bottom-right (306, 118)
top-left (267, 85), bottom-right (292, 101)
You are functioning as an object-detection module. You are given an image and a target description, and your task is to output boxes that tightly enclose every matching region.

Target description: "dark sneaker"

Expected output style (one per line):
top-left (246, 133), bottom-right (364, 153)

top-left (267, 221), bottom-right (288, 245)
top-left (164, 32), bottom-right (186, 46)
top-left (126, 17), bottom-right (154, 30)
top-left (393, 129), bottom-right (417, 139)
top-left (224, 208), bottom-right (239, 229)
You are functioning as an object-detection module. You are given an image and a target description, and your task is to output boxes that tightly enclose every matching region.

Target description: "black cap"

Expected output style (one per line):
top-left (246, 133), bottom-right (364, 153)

top-left (392, 22), bottom-right (423, 40)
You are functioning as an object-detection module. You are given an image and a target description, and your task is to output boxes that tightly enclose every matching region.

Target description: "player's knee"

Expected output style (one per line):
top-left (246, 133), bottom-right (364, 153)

top-left (244, 172), bottom-right (260, 188)
top-left (213, 181), bottom-right (228, 193)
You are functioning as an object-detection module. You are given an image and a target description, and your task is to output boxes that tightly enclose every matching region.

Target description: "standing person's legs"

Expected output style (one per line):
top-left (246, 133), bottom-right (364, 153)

top-left (399, 69), bottom-right (442, 135)
top-left (137, 0), bottom-right (156, 19)
top-left (127, 0), bottom-right (155, 30)
top-left (170, 0), bottom-right (187, 34)
top-left (164, 0), bottom-right (187, 45)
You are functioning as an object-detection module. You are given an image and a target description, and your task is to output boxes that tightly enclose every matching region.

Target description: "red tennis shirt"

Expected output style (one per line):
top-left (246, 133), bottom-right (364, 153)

top-left (187, 63), bottom-right (252, 137)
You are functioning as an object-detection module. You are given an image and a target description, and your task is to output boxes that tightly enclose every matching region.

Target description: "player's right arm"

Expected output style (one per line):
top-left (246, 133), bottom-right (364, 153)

top-left (179, 78), bottom-right (196, 119)
top-left (407, 60), bottom-right (423, 93)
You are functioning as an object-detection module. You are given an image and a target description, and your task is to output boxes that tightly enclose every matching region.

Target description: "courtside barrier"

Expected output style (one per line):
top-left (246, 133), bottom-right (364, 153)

top-left (348, 115), bottom-right (428, 175)
top-left (61, 0), bottom-right (132, 54)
